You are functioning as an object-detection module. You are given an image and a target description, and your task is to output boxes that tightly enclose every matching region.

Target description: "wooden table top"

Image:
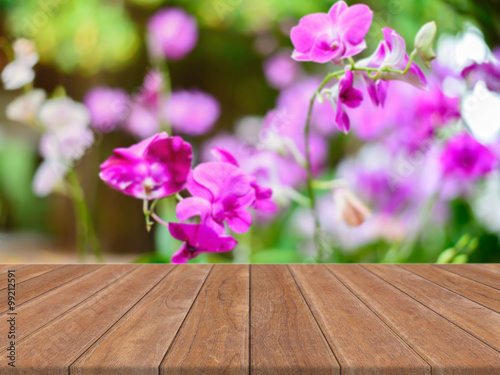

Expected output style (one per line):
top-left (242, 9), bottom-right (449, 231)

top-left (1, 264), bottom-right (500, 374)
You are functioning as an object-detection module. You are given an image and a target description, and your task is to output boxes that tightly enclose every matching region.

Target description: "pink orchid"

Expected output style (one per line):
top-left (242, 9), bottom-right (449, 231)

top-left (361, 73), bottom-right (389, 107)
top-left (165, 90), bottom-right (220, 136)
top-left (176, 161), bottom-right (255, 234)
top-left (358, 28), bottom-right (427, 89)
top-left (169, 222), bottom-right (237, 264)
top-left (84, 86), bottom-right (129, 133)
top-left (147, 8), bottom-right (198, 61)
top-left (321, 70), bottom-right (364, 133)
top-left (290, 1), bottom-right (373, 64)
top-left (100, 132), bottom-right (192, 200)
top-left (440, 133), bottom-right (497, 179)
top-left (264, 50), bottom-right (301, 89)
top-left (211, 147), bottom-right (277, 213)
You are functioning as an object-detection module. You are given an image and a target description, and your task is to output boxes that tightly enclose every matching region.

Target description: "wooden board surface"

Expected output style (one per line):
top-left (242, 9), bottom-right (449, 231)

top-left (0, 264), bottom-right (498, 374)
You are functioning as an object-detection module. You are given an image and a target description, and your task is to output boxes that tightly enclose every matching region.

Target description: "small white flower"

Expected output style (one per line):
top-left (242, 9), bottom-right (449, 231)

top-left (39, 97), bottom-right (90, 131)
top-left (1, 39), bottom-right (38, 90)
top-left (40, 124), bottom-right (94, 163)
top-left (6, 89), bottom-right (46, 125)
top-left (32, 160), bottom-right (69, 197)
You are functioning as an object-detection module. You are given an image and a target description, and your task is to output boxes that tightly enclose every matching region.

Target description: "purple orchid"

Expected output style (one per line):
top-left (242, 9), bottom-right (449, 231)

top-left (147, 8), bottom-right (198, 61)
top-left (264, 50), bottom-right (301, 89)
top-left (84, 86), bottom-right (129, 133)
top-left (169, 222), bottom-right (237, 264)
top-left (358, 28), bottom-right (427, 89)
top-left (361, 73), bottom-right (389, 107)
top-left (100, 132), bottom-right (192, 200)
top-left (176, 161), bottom-right (255, 234)
top-left (462, 48), bottom-right (500, 92)
top-left (124, 70), bottom-right (165, 139)
top-left (165, 90), bottom-right (220, 136)
top-left (290, 1), bottom-right (373, 64)
top-left (321, 70), bottom-right (364, 133)
top-left (440, 133), bottom-right (497, 179)
top-left (211, 147), bottom-right (277, 213)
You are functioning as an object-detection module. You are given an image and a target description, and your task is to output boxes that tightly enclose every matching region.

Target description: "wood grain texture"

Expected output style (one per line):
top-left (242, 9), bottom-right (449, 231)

top-left (0, 265), bottom-right (168, 375)
top-left (290, 265), bottom-right (429, 375)
top-left (400, 264), bottom-right (500, 313)
top-left (251, 265), bottom-right (339, 375)
top-left (0, 265), bottom-right (61, 291)
top-left (366, 264), bottom-right (500, 352)
top-left (0, 264), bottom-right (22, 273)
top-left (328, 264), bottom-right (500, 374)
top-left (0, 264), bottom-right (101, 313)
top-left (481, 264), bottom-right (500, 275)
top-left (71, 265), bottom-right (211, 375)
top-left (161, 265), bottom-right (249, 375)
top-left (0, 264), bottom-right (498, 374)
top-left (0, 264), bottom-right (135, 350)
top-left (440, 264), bottom-right (500, 290)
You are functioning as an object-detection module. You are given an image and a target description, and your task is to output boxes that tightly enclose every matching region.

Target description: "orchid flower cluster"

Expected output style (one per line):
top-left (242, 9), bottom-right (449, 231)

top-left (99, 133), bottom-right (275, 263)
top-left (95, 1), bottom-right (442, 263)
top-left (7, 1), bottom-right (500, 264)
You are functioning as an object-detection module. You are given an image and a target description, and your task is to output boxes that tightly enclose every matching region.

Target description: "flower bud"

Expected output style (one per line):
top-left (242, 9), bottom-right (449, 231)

top-left (334, 188), bottom-right (371, 227)
top-left (414, 21), bottom-right (437, 68)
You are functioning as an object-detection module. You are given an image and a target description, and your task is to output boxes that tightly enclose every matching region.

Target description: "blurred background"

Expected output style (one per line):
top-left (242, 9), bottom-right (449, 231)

top-left (1, 0), bottom-right (500, 263)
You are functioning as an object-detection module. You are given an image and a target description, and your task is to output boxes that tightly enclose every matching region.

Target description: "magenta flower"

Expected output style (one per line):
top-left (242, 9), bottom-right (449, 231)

top-left (264, 50), bottom-right (300, 89)
top-left (276, 78), bottom-right (337, 136)
top-left (100, 132), bottom-right (192, 200)
top-left (147, 8), bottom-right (198, 61)
top-left (440, 133), bottom-right (497, 179)
top-left (169, 222), bottom-right (237, 264)
top-left (361, 73), bottom-right (388, 107)
top-left (124, 103), bottom-right (159, 140)
top-left (177, 161), bottom-right (255, 234)
top-left (359, 28), bottom-right (427, 89)
top-left (290, 1), bottom-right (373, 64)
top-left (321, 70), bottom-right (363, 133)
top-left (124, 70), bottom-right (165, 139)
top-left (462, 48), bottom-right (500, 92)
top-left (211, 147), bottom-right (277, 213)
top-left (165, 90), bottom-right (220, 136)
top-left (84, 86), bottom-right (129, 133)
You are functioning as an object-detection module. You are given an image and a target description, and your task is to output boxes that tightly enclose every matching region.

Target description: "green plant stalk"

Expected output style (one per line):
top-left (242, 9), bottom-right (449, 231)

top-left (67, 169), bottom-right (104, 262)
top-left (303, 55), bottom-right (418, 263)
top-left (304, 76), bottom-right (334, 263)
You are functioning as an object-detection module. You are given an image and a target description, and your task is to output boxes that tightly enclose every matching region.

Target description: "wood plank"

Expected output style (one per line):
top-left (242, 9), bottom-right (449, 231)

top-left (290, 265), bottom-right (430, 375)
top-left (328, 264), bottom-right (500, 374)
top-left (440, 264), bottom-right (500, 290)
top-left (161, 265), bottom-right (249, 375)
top-left (0, 264), bottom-right (26, 274)
top-left (366, 264), bottom-right (500, 352)
top-left (0, 264), bottom-right (101, 313)
top-left (71, 265), bottom-right (211, 375)
top-left (0, 264), bottom-right (137, 350)
top-left (400, 264), bottom-right (500, 313)
top-left (0, 264), bottom-right (170, 375)
top-left (480, 264), bottom-right (500, 275)
top-left (0, 264), bottom-right (61, 291)
top-left (251, 265), bottom-right (339, 375)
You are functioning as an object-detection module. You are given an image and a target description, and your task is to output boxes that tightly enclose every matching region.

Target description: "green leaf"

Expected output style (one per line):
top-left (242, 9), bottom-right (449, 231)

top-left (251, 248), bottom-right (302, 264)
top-left (133, 253), bottom-right (170, 263)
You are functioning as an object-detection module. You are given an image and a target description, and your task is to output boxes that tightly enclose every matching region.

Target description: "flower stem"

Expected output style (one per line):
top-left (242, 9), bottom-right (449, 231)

top-left (67, 169), bottom-right (104, 263)
top-left (156, 59), bottom-right (172, 133)
top-left (312, 179), bottom-right (348, 190)
top-left (304, 73), bottom-right (338, 263)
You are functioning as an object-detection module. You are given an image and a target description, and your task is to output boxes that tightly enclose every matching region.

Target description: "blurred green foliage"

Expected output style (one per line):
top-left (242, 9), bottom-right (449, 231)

top-left (5, 0), bottom-right (139, 74)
